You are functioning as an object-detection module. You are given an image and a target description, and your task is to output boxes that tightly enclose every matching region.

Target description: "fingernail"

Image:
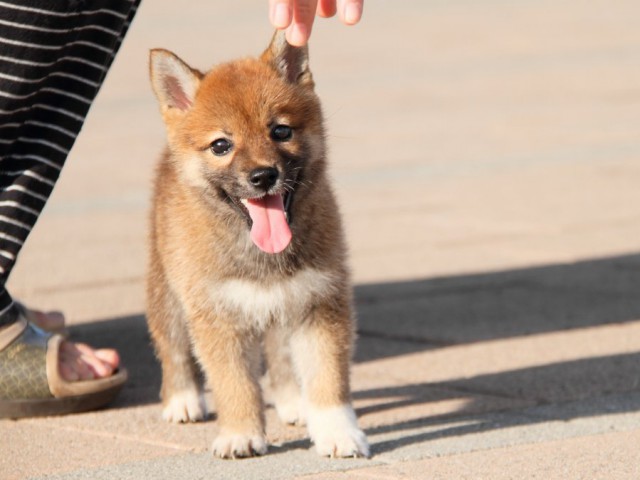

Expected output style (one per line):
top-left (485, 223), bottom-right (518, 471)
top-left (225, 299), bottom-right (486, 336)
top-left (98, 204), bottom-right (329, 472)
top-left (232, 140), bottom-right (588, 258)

top-left (344, 3), bottom-right (362, 25)
top-left (272, 3), bottom-right (291, 28)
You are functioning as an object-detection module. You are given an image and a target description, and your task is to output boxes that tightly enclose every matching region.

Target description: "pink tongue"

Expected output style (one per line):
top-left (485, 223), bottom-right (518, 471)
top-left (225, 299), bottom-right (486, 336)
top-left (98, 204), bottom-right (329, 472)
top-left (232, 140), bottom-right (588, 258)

top-left (244, 194), bottom-right (292, 254)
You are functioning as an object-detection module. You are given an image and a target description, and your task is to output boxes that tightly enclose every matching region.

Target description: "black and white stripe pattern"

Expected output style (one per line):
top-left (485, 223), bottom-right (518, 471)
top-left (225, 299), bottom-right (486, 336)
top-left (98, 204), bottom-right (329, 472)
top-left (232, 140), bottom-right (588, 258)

top-left (0, 0), bottom-right (140, 325)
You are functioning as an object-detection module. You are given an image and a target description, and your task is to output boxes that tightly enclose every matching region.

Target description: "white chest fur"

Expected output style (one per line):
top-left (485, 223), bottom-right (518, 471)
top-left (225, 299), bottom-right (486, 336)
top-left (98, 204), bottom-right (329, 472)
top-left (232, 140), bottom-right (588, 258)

top-left (208, 268), bottom-right (338, 330)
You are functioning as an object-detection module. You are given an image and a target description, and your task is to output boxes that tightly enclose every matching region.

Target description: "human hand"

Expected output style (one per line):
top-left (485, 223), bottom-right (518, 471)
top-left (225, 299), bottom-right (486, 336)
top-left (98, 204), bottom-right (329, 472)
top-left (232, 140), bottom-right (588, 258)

top-left (269, 0), bottom-right (364, 46)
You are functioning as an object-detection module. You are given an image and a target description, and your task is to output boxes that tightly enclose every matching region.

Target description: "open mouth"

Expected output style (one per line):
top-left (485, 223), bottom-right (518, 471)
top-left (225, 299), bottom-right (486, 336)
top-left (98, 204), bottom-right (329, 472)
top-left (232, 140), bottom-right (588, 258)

top-left (224, 190), bottom-right (294, 254)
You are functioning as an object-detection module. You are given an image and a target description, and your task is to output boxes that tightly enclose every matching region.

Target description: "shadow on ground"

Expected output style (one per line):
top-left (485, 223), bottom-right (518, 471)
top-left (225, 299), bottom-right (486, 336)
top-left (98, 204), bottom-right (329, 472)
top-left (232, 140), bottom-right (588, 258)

top-left (354, 253), bottom-right (640, 360)
top-left (70, 253), bottom-right (640, 454)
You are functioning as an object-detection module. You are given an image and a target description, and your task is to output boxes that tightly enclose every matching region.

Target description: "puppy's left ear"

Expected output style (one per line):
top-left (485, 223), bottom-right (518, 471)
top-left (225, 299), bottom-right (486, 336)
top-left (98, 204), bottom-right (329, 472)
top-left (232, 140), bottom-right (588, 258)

top-left (149, 49), bottom-right (202, 114)
top-left (261, 30), bottom-right (314, 87)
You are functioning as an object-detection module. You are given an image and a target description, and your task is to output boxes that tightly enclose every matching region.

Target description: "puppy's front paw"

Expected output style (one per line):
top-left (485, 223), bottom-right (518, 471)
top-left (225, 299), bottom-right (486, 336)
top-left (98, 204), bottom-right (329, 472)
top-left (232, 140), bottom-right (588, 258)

top-left (308, 405), bottom-right (370, 458)
top-left (211, 430), bottom-right (268, 459)
top-left (162, 390), bottom-right (207, 423)
top-left (314, 425), bottom-right (370, 458)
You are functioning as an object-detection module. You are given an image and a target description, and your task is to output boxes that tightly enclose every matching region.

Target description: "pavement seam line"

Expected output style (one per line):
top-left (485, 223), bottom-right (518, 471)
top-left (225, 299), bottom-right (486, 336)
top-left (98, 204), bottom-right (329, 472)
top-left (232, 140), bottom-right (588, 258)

top-left (22, 422), bottom-right (200, 453)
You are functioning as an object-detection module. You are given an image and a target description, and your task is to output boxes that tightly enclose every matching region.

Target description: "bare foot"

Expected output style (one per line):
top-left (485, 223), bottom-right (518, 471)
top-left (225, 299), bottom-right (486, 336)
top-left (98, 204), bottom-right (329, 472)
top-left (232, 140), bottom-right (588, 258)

top-left (25, 306), bottom-right (120, 381)
top-left (22, 305), bottom-right (65, 332)
top-left (58, 341), bottom-right (120, 381)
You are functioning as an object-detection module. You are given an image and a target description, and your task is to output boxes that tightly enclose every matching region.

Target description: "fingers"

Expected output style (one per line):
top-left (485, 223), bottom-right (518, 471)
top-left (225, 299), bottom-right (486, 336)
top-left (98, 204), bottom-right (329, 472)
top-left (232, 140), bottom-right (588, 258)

top-left (315, 0), bottom-right (364, 23)
top-left (269, 0), bottom-right (315, 46)
top-left (316, 0), bottom-right (337, 18)
top-left (337, 0), bottom-right (363, 25)
top-left (289, 0), bottom-right (319, 47)
top-left (269, 0), bottom-right (364, 47)
top-left (269, 0), bottom-right (292, 29)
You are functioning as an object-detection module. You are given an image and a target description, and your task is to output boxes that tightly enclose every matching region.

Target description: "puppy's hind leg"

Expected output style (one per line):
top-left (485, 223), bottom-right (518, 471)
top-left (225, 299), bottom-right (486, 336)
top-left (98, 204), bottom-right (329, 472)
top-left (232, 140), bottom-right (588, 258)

top-left (264, 325), bottom-right (306, 426)
top-left (146, 262), bottom-right (207, 423)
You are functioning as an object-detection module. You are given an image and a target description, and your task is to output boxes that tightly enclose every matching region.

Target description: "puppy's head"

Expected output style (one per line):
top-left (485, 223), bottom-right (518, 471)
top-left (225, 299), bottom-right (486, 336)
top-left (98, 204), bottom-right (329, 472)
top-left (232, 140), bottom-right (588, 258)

top-left (149, 31), bottom-right (324, 254)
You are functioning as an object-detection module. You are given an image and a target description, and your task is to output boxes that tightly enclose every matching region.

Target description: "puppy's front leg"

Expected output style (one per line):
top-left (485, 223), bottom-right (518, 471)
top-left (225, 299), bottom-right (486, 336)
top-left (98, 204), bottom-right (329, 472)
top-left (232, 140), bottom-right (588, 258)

top-left (291, 303), bottom-right (370, 458)
top-left (190, 316), bottom-right (267, 459)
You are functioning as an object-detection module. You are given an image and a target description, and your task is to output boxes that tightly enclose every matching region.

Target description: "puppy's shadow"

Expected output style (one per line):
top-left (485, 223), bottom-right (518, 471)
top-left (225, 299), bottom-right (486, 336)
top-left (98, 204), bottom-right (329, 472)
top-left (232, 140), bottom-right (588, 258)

top-left (349, 253), bottom-right (640, 455)
top-left (69, 253), bottom-right (640, 456)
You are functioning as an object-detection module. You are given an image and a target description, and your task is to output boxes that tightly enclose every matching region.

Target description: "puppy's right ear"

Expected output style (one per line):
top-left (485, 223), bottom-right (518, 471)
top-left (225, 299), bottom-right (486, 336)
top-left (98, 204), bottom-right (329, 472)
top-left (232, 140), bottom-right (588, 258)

top-left (149, 49), bottom-right (202, 115)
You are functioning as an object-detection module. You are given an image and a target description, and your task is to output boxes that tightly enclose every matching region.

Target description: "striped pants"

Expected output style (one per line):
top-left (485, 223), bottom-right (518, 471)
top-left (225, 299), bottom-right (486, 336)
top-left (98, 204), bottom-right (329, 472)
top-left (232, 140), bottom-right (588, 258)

top-left (0, 0), bottom-right (140, 326)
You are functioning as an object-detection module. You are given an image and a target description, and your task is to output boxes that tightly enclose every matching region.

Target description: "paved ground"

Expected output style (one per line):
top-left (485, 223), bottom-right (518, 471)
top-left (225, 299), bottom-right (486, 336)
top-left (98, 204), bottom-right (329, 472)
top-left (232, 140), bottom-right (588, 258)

top-left (2, 0), bottom-right (640, 478)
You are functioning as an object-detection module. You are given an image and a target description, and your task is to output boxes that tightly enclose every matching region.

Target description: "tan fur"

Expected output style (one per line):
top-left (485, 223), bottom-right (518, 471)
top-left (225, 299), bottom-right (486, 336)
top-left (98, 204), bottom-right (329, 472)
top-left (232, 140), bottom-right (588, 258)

top-left (147, 32), bottom-right (369, 459)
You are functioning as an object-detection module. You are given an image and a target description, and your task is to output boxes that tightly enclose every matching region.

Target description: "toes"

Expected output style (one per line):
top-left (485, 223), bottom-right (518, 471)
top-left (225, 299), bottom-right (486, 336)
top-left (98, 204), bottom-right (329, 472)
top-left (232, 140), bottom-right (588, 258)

top-left (58, 341), bottom-right (119, 382)
top-left (314, 427), bottom-right (370, 458)
top-left (93, 348), bottom-right (120, 370)
top-left (307, 404), bottom-right (370, 458)
top-left (65, 343), bottom-right (106, 378)
top-left (59, 361), bottom-right (79, 382)
top-left (162, 390), bottom-right (207, 423)
top-left (74, 343), bottom-right (117, 377)
top-left (211, 431), bottom-right (268, 459)
top-left (59, 342), bottom-right (95, 380)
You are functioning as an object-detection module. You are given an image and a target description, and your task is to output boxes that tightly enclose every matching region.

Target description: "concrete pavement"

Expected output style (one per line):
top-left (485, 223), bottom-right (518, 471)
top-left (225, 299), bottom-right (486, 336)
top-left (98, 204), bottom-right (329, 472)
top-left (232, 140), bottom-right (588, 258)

top-left (2, 0), bottom-right (640, 478)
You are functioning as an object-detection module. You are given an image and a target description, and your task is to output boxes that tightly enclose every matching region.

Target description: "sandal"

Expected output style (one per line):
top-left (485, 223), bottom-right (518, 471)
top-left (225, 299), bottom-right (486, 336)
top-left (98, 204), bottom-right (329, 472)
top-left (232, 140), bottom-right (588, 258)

top-left (0, 315), bottom-right (127, 419)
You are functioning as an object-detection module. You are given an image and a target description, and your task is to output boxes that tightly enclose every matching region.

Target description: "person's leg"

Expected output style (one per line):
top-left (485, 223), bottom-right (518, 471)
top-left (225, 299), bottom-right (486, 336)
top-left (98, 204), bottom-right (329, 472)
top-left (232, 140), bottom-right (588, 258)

top-left (0, 1), bottom-right (140, 383)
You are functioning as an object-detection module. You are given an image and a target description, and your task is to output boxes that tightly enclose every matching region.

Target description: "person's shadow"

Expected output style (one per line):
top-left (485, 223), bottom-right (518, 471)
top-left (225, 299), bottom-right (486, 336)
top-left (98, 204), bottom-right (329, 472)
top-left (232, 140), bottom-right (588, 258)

top-left (71, 253), bottom-right (640, 456)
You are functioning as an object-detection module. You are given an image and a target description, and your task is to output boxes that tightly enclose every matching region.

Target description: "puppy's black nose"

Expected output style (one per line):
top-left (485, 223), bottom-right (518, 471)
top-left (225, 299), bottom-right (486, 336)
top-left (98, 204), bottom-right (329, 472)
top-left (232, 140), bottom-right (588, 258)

top-left (249, 167), bottom-right (279, 191)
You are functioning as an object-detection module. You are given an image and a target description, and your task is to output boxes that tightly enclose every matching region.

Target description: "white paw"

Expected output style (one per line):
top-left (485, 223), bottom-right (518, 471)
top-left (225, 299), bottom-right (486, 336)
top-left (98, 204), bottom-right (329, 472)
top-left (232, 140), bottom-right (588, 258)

top-left (211, 430), bottom-right (268, 459)
top-left (307, 404), bottom-right (370, 458)
top-left (275, 396), bottom-right (306, 426)
top-left (162, 390), bottom-right (207, 423)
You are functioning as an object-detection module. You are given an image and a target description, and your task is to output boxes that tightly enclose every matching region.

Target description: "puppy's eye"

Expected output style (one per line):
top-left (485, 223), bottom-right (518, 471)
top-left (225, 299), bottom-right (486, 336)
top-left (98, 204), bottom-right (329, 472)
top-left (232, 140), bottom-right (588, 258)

top-left (210, 138), bottom-right (233, 156)
top-left (270, 124), bottom-right (293, 142)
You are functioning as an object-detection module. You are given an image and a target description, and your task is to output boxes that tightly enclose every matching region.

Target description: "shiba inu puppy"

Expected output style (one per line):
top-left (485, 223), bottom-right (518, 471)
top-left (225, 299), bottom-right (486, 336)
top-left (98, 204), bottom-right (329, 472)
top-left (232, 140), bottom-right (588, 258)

top-left (147, 31), bottom-right (369, 459)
